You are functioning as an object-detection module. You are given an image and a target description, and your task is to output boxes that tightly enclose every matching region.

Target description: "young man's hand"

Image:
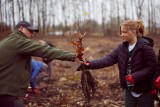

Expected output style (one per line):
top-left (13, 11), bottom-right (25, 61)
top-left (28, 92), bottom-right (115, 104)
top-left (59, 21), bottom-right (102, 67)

top-left (74, 53), bottom-right (85, 62)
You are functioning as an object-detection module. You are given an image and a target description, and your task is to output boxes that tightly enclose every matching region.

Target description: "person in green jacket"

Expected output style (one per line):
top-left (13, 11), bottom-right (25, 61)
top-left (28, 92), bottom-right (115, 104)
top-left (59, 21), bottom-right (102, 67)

top-left (0, 21), bottom-right (80, 107)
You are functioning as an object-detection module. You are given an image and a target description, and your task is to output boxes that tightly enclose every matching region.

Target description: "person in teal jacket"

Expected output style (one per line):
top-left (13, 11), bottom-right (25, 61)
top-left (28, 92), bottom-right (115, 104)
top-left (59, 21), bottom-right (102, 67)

top-left (0, 21), bottom-right (80, 107)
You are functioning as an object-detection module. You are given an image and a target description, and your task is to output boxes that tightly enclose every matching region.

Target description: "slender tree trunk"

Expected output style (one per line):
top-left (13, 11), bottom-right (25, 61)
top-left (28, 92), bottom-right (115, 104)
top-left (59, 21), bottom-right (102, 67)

top-left (101, 0), bottom-right (108, 36)
top-left (29, 0), bottom-right (33, 23)
top-left (61, 0), bottom-right (68, 34)
top-left (20, 0), bottom-right (25, 20)
top-left (134, 0), bottom-right (144, 19)
top-left (123, 0), bottom-right (127, 20)
top-left (116, 0), bottom-right (120, 31)
top-left (36, 0), bottom-right (40, 30)
top-left (101, 2), bottom-right (106, 36)
top-left (17, 0), bottom-right (24, 21)
top-left (51, 0), bottom-right (56, 34)
top-left (42, 0), bottom-right (47, 34)
top-left (11, 0), bottom-right (15, 27)
top-left (4, 0), bottom-right (8, 23)
top-left (148, 0), bottom-right (151, 34)
top-left (150, 0), bottom-right (153, 34)
top-left (0, 0), bottom-right (2, 22)
top-left (131, 0), bottom-right (134, 19)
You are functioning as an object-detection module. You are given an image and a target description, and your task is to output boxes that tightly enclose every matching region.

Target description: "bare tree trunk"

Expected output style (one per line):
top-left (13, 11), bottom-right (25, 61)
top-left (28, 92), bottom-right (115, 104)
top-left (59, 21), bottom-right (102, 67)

top-left (21, 0), bottom-right (25, 20)
top-left (0, 0), bottom-right (2, 22)
top-left (74, 1), bottom-right (81, 32)
top-left (29, 0), bottom-right (33, 23)
top-left (36, 0), bottom-right (41, 30)
top-left (9, 5), bottom-right (12, 28)
top-left (87, 0), bottom-right (91, 20)
top-left (101, 1), bottom-right (105, 36)
top-left (41, 0), bottom-right (47, 34)
top-left (47, 0), bottom-right (55, 35)
top-left (109, 1), bottom-right (113, 29)
top-left (19, 0), bottom-right (25, 20)
top-left (150, 0), bottom-right (154, 34)
top-left (116, 0), bottom-right (120, 31)
top-left (18, 0), bottom-right (25, 20)
top-left (4, 0), bottom-right (8, 23)
top-left (153, 0), bottom-right (157, 34)
top-left (101, 0), bottom-right (108, 36)
top-left (61, 0), bottom-right (68, 34)
top-left (134, 0), bottom-right (144, 19)
top-left (123, 0), bottom-right (127, 20)
top-left (131, 0), bottom-right (134, 19)
top-left (11, 0), bottom-right (15, 27)
top-left (148, 0), bottom-right (151, 34)
top-left (152, 0), bottom-right (156, 34)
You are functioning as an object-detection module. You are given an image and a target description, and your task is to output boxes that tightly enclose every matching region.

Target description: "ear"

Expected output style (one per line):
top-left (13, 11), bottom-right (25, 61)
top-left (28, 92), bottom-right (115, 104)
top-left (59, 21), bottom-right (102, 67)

top-left (18, 26), bottom-right (23, 31)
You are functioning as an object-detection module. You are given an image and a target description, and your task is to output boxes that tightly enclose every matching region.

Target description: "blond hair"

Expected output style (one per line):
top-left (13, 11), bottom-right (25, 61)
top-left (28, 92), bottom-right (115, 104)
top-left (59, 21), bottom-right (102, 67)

top-left (120, 20), bottom-right (145, 37)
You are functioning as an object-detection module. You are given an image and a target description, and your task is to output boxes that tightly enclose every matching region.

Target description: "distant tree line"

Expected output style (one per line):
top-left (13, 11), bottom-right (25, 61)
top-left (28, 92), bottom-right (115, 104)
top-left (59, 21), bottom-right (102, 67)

top-left (0, 0), bottom-right (160, 36)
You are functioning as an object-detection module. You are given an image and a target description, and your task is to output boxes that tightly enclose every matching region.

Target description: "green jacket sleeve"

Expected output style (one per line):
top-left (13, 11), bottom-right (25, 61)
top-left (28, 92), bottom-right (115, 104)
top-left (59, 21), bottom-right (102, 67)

top-left (14, 34), bottom-right (76, 61)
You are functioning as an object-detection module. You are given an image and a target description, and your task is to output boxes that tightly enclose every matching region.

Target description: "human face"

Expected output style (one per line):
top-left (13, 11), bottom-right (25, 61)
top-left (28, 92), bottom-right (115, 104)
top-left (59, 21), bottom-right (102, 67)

top-left (18, 26), bottom-right (35, 39)
top-left (120, 26), bottom-right (137, 45)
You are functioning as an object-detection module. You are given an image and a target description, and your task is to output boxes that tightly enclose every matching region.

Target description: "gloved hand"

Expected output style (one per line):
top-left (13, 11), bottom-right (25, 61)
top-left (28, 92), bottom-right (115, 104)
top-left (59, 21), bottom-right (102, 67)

top-left (125, 75), bottom-right (134, 84)
top-left (152, 89), bottom-right (157, 95)
top-left (156, 76), bottom-right (160, 90)
top-left (77, 61), bottom-right (90, 71)
top-left (152, 89), bottom-right (160, 101)
top-left (33, 88), bottom-right (39, 94)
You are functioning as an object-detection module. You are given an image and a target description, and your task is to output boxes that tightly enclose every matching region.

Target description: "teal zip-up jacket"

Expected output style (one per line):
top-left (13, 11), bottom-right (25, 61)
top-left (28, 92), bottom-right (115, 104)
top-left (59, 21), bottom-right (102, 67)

top-left (0, 30), bottom-right (76, 97)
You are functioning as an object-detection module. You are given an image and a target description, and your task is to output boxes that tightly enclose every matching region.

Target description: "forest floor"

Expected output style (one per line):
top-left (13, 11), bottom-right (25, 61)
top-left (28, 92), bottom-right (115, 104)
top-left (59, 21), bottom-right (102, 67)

top-left (22, 35), bottom-right (160, 107)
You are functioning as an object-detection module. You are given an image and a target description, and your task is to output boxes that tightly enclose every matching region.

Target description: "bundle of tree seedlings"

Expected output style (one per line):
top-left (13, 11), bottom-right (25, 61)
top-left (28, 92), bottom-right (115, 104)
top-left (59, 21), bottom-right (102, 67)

top-left (68, 32), bottom-right (97, 105)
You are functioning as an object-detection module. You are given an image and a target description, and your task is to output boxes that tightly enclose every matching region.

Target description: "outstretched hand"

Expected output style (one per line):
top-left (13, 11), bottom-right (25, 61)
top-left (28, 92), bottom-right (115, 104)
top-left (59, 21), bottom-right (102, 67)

top-left (77, 61), bottom-right (90, 71)
top-left (74, 53), bottom-right (85, 62)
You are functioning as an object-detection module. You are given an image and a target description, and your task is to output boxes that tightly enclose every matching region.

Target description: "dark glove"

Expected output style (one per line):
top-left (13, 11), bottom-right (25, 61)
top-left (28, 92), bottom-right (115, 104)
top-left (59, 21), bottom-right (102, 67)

top-left (156, 76), bottom-right (160, 90)
top-left (125, 75), bottom-right (134, 84)
top-left (77, 61), bottom-right (90, 71)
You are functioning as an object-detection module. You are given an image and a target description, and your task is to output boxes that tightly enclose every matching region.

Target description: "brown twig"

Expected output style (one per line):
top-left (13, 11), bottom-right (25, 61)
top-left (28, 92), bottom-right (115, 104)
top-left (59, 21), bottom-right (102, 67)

top-left (69, 32), bottom-right (85, 61)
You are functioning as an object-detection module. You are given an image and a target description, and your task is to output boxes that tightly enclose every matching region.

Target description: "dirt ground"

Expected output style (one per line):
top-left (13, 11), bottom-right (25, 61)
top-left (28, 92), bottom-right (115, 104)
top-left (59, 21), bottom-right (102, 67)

top-left (22, 36), bottom-right (160, 107)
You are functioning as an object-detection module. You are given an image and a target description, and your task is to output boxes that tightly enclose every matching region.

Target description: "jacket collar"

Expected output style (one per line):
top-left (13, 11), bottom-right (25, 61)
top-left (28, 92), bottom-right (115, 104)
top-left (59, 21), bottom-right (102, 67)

top-left (13, 30), bottom-right (27, 38)
top-left (122, 36), bottom-right (153, 49)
